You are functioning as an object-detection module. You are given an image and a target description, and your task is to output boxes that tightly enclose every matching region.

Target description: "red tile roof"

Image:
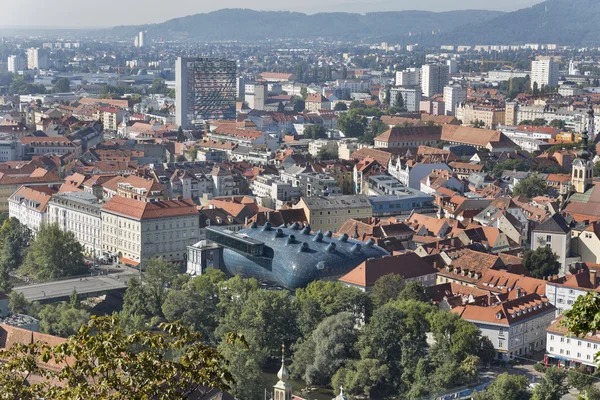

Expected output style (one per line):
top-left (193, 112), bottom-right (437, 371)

top-left (102, 196), bottom-right (198, 220)
top-left (339, 252), bottom-right (436, 287)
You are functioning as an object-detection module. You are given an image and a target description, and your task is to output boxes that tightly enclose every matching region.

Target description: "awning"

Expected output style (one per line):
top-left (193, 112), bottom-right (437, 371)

top-left (120, 257), bottom-right (140, 267)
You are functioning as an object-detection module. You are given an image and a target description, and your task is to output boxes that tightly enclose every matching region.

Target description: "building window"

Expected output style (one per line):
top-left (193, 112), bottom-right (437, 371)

top-left (546, 235), bottom-right (551, 242)
top-left (498, 340), bottom-right (503, 348)
top-left (549, 347), bottom-right (554, 352)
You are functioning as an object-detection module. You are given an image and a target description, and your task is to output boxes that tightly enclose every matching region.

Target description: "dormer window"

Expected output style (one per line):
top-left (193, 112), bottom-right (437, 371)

top-left (496, 312), bottom-right (502, 320)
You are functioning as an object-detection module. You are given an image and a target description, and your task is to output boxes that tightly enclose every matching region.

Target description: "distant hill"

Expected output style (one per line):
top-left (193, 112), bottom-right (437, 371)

top-left (109, 8), bottom-right (505, 42)
top-left (439, 0), bottom-right (600, 46)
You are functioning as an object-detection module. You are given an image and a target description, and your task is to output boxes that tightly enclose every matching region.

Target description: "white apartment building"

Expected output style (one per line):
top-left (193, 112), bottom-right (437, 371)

top-left (0, 140), bottom-right (23, 162)
top-left (336, 80), bottom-right (370, 93)
top-left (447, 59), bottom-right (458, 75)
top-left (545, 270), bottom-right (599, 315)
top-left (47, 192), bottom-right (103, 256)
top-left (531, 59), bottom-right (559, 90)
top-left (308, 139), bottom-right (339, 157)
top-left (395, 68), bottom-right (421, 87)
top-left (513, 105), bottom-right (586, 132)
top-left (547, 317), bottom-right (600, 371)
top-left (531, 213), bottom-right (572, 275)
top-left (421, 64), bottom-right (449, 97)
top-left (252, 174), bottom-right (297, 210)
top-left (8, 186), bottom-right (53, 234)
top-left (245, 83), bottom-right (267, 111)
top-left (455, 293), bottom-right (556, 361)
top-left (443, 85), bottom-right (467, 116)
top-left (101, 196), bottom-right (200, 268)
top-left (26, 48), bottom-right (49, 70)
top-left (390, 87), bottom-right (421, 112)
top-left (7, 55), bottom-right (25, 73)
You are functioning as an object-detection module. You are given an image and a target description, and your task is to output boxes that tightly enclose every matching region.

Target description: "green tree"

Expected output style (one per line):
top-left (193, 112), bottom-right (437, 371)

top-left (295, 280), bottom-right (371, 337)
top-left (0, 316), bottom-right (233, 399)
top-left (304, 124), bottom-right (327, 140)
top-left (300, 86), bottom-right (308, 100)
top-left (371, 274), bottom-right (405, 307)
top-left (144, 258), bottom-right (186, 318)
top-left (549, 119), bottom-right (565, 129)
top-left (522, 246), bottom-right (559, 279)
top-left (473, 372), bottom-right (530, 400)
top-left (69, 289), bottom-right (80, 309)
top-left (218, 288), bottom-right (298, 363)
top-left (512, 175), bottom-right (548, 198)
top-left (563, 291), bottom-right (600, 362)
top-left (119, 277), bottom-right (153, 332)
top-left (292, 96), bottom-right (305, 112)
top-left (567, 366), bottom-right (595, 392)
top-left (332, 358), bottom-right (390, 398)
top-left (393, 91), bottom-right (404, 110)
top-left (492, 159), bottom-right (529, 177)
top-left (337, 110), bottom-right (368, 139)
top-left (149, 78), bottom-right (168, 94)
top-left (51, 77), bottom-right (70, 93)
top-left (36, 302), bottom-right (90, 337)
top-left (384, 87), bottom-right (391, 106)
top-left (316, 148), bottom-right (338, 160)
top-left (532, 367), bottom-right (569, 400)
top-left (594, 161), bottom-right (600, 178)
top-left (218, 340), bottom-right (263, 400)
top-left (167, 88), bottom-right (176, 98)
top-left (533, 82), bottom-right (539, 96)
top-left (398, 281), bottom-right (428, 302)
top-left (473, 119), bottom-right (486, 129)
top-left (358, 300), bottom-right (434, 394)
top-left (8, 291), bottom-right (28, 314)
top-left (334, 102), bottom-right (348, 111)
top-left (177, 126), bottom-right (186, 142)
top-left (291, 312), bottom-right (359, 386)
top-left (0, 217), bottom-right (31, 291)
top-left (19, 224), bottom-right (85, 280)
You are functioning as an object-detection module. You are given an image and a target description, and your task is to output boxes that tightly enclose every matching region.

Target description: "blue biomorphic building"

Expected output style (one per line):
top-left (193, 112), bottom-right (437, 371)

top-left (187, 223), bottom-right (390, 289)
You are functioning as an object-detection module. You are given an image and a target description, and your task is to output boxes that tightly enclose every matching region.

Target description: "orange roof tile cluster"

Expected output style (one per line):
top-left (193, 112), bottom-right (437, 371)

top-left (212, 126), bottom-right (264, 140)
top-left (102, 196), bottom-right (198, 220)
top-left (453, 293), bottom-right (554, 326)
top-left (351, 148), bottom-right (393, 167)
top-left (441, 125), bottom-right (515, 148)
top-left (9, 186), bottom-right (57, 212)
top-left (375, 126), bottom-right (442, 144)
top-left (477, 270), bottom-right (547, 296)
top-left (339, 252), bottom-right (436, 288)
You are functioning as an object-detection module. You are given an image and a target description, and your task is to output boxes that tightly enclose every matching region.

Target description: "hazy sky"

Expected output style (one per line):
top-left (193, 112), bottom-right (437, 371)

top-left (1, 0), bottom-right (543, 28)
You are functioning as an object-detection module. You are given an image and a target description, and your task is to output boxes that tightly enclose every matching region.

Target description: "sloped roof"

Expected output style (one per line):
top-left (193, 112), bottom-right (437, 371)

top-left (339, 252), bottom-right (436, 287)
top-left (534, 213), bottom-right (570, 234)
top-left (102, 196), bottom-right (198, 220)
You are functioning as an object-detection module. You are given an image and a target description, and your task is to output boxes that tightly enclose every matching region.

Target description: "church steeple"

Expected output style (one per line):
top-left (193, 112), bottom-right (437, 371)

top-left (572, 131), bottom-right (593, 194)
top-left (273, 345), bottom-right (292, 400)
top-left (587, 105), bottom-right (596, 143)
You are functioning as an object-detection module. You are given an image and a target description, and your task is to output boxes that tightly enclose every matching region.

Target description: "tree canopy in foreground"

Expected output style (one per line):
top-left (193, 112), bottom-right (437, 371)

top-left (0, 316), bottom-right (233, 400)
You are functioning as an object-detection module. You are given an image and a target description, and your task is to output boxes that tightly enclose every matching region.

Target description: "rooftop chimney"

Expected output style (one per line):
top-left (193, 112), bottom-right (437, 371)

top-left (591, 269), bottom-right (597, 287)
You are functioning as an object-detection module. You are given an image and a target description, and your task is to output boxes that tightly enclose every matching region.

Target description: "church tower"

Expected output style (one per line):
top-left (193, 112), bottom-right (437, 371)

top-left (273, 345), bottom-right (292, 400)
top-left (587, 105), bottom-right (596, 143)
top-left (572, 132), bottom-right (593, 194)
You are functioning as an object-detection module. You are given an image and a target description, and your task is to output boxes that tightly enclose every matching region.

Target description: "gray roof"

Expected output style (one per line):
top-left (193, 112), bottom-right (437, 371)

top-left (302, 195), bottom-right (371, 210)
top-left (534, 213), bottom-right (571, 234)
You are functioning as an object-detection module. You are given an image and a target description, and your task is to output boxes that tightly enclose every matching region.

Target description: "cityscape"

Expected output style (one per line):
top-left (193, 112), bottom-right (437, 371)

top-left (1, 0), bottom-right (600, 399)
